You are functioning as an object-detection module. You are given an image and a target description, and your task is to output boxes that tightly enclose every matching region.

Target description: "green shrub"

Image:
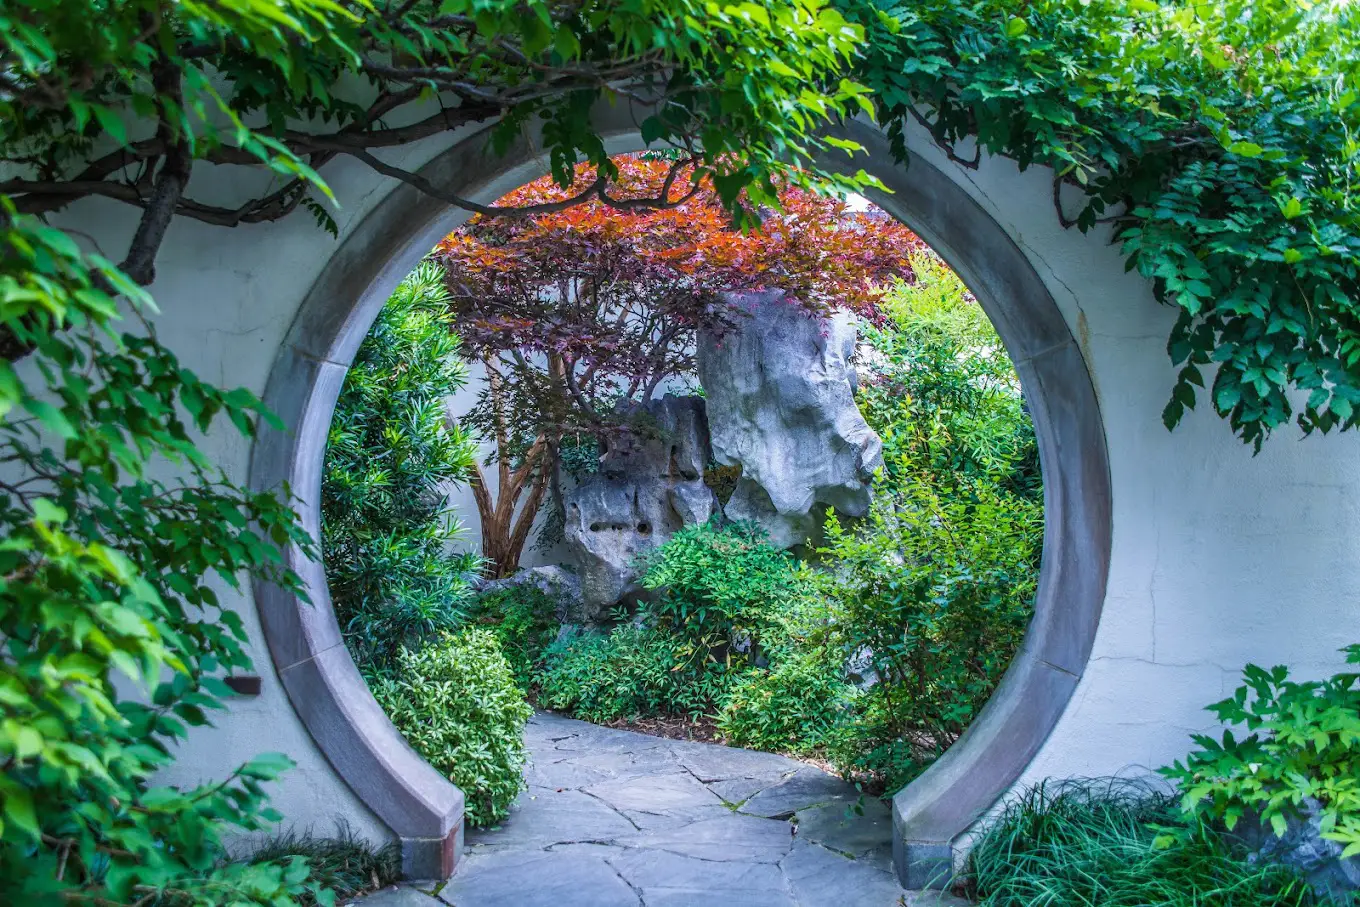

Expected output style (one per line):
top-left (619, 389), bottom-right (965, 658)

top-left (1161, 645), bottom-right (1360, 857)
top-left (535, 520), bottom-right (811, 727)
top-left (816, 249), bottom-right (1042, 790)
top-left (472, 585), bottom-right (560, 690)
top-left (536, 625), bottom-right (735, 722)
top-left (861, 250), bottom-right (1041, 502)
top-left (322, 263), bottom-right (481, 670)
top-left (815, 464), bottom-right (1040, 784)
top-left (969, 780), bottom-right (1320, 907)
top-left (637, 520), bottom-right (805, 671)
top-left (718, 647), bottom-right (856, 754)
top-left (817, 692), bottom-right (948, 794)
top-left (369, 629), bottom-right (531, 826)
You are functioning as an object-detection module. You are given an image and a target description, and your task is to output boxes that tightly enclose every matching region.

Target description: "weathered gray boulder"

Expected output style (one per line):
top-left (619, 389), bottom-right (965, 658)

top-left (561, 395), bottom-right (719, 621)
top-left (697, 290), bottom-right (883, 549)
top-left (1236, 799), bottom-right (1360, 898)
top-left (476, 565), bottom-right (583, 621)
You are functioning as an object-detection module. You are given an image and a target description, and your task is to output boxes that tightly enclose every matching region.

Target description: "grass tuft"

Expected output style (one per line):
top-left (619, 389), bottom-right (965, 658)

top-left (967, 778), bottom-right (1326, 907)
top-left (237, 822), bottom-right (401, 905)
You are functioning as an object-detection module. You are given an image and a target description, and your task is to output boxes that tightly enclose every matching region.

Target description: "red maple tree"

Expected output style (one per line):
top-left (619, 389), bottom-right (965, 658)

top-left (433, 155), bottom-right (923, 576)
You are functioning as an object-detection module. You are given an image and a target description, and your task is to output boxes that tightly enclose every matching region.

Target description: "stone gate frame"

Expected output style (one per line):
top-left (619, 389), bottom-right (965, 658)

top-left (248, 112), bottom-right (1112, 887)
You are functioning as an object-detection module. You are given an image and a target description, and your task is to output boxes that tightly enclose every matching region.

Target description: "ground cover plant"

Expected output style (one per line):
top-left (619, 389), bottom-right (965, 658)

top-left (229, 827), bottom-right (401, 907)
top-left (969, 650), bottom-right (1360, 903)
top-left (968, 780), bottom-right (1322, 907)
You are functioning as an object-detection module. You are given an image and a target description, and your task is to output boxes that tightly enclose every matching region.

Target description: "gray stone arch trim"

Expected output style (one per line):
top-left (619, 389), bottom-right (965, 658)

top-left (249, 112), bottom-right (1111, 887)
top-left (829, 122), bottom-right (1112, 887)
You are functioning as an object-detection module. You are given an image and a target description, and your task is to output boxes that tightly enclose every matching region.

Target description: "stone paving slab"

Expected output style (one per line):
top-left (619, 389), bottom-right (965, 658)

top-left (615, 814), bottom-right (797, 863)
top-left (670, 739), bottom-right (801, 782)
top-left (352, 712), bottom-right (976, 906)
top-left (706, 776), bottom-right (771, 805)
top-left (641, 888), bottom-right (798, 906)
top-left (466, 786), bottom-right (636, 850)
top-left (793, 797), bottom-right (894, 858)
top-left (346, 887), bottom-right (435, 907)
top-left (438, 849), bottom-right (640, 906)
top-left (608, 848), bottom-right (788, 890)
top-left (586, 771), bottom-right (724, 813)
top-left (782, 840), bottom-right (906, 907)
top-left (740, 768), bottom-right (858, 819)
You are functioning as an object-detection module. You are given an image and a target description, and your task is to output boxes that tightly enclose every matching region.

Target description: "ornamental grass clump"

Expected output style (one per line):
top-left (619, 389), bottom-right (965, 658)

top-left (968, 779), bottom-right (1320, 907)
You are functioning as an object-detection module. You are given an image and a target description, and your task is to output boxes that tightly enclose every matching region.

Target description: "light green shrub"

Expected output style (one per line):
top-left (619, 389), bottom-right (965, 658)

top-left (1161, 645), bottom-right (1360, 857)
top-left (369, 630), bottom-right (531, 826)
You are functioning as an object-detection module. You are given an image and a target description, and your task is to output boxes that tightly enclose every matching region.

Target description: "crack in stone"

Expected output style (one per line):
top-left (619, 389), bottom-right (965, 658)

top-left (546, 838), bottom-right (627, 850)
top-left (738, 795), bottom-right (841, 820)
top-left (640, 843), bottom-right (795, 866)
top-left (579, 788), bottom-right (644, 832)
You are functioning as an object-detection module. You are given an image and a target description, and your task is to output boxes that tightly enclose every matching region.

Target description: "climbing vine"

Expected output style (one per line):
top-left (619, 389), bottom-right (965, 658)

top-left (847, 0), bottom-right (1360, 448)
top-left (0, 0), bottom-right (874, 901)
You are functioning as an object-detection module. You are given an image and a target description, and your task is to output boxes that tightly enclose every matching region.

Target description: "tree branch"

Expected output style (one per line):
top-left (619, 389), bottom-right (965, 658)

top-left (118, 55), bottom-right (191, 286)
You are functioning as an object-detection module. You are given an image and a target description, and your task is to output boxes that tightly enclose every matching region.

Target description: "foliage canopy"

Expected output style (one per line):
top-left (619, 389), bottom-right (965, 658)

top-left (847, 0), bottom-right (1360, 447)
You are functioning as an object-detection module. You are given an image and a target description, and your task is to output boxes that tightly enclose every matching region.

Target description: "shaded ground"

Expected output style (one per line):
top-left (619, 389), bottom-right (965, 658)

top-left (353, 712), bottom-right (970, 906)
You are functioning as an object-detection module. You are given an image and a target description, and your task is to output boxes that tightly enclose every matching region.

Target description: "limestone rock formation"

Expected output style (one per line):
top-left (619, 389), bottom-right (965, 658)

top-left (561, 394), bottom-right (719, 621)
top-left (698, 290), bottom-right (883, 549)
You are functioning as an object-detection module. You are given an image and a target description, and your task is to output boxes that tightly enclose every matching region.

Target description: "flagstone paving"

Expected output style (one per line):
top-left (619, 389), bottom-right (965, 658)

top-left (350, 711), bottom-right (972, 907)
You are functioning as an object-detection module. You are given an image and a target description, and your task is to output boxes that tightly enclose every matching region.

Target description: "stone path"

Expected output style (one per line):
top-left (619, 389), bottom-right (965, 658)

top-left (352, 712), bottom-right (971, 907)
